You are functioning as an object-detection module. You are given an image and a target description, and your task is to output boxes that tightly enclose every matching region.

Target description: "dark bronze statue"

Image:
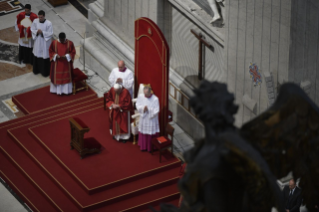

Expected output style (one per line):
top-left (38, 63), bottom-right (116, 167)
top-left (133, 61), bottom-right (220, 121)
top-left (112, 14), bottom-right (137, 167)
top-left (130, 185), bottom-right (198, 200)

top-left (157, 81), bottom-right (319, 212)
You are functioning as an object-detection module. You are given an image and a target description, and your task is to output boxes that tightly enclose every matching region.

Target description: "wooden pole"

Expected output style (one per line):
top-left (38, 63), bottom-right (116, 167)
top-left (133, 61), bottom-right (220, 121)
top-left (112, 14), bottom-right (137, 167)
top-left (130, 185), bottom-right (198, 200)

top-left (198, 37), bottom-right (203, 80)
top-left (190, 29), bottom-right (212, 80)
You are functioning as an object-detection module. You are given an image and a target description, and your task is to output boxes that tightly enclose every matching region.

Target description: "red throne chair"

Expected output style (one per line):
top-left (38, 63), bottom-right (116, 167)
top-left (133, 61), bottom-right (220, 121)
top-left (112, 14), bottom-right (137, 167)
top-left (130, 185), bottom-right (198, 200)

top-left (72, 68), bottom-right (89, 95)
top-left (134, 18), bottom-right (174, 161)
top-left (69, 117), bottom-right (101, 159)
top-left (151, 123), bottom-right (175, 162)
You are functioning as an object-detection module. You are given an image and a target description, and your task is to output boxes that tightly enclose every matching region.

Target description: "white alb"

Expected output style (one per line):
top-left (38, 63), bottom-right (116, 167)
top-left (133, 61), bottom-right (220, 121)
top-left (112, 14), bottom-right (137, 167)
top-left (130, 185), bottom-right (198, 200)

top-left (108, 68), bottom-right (134, 97)
top-left (31, 19), bottom-right (53, 59)
top-left (136, 94), bottom-right (160, 135)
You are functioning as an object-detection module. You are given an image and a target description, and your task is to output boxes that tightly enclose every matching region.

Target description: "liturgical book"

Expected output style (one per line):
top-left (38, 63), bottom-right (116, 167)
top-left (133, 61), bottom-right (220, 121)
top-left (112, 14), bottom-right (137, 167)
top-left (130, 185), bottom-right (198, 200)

top-left (157, 136), bottom-right (167, 144)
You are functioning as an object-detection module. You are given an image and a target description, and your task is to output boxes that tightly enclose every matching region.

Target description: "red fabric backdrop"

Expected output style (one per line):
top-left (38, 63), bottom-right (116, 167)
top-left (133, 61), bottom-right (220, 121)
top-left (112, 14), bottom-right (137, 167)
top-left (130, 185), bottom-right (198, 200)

top-left (134, 17), bottom-right (170, 136)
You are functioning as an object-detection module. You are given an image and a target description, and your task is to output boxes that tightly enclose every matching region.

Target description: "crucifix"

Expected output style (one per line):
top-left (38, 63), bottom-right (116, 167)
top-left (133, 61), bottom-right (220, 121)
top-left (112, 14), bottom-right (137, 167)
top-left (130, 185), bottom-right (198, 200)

top-left (191, 29), bottom-right (212, 80)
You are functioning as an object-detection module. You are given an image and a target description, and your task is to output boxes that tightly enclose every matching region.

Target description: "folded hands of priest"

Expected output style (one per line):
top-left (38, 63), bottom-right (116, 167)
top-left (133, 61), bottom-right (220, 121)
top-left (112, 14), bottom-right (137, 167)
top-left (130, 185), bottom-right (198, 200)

top-left (116, 78), bottom-right (123, 84)
top-left (143, 106), bottom-right (148, 113)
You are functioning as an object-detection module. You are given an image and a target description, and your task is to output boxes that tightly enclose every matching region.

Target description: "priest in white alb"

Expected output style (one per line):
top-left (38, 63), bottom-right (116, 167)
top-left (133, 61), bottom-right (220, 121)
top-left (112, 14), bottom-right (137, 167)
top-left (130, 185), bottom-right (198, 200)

top-left (31, 10), bottom-right (53, 77)
top-left (109, 60), bottom-right (134, 97)
top-left (136, 85), bottom-right (160, 152)
top-left (15, 4), bottom-right (38, 65)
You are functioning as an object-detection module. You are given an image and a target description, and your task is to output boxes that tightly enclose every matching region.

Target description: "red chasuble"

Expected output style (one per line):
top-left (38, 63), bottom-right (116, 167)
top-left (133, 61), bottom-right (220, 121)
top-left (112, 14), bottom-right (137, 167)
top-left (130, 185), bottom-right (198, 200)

top-left (49, 39), bottom-right (76, 85)
top-left (105, 87), bottom-right (132, 136)
top-left (16, 12), bottom-right (38, 38)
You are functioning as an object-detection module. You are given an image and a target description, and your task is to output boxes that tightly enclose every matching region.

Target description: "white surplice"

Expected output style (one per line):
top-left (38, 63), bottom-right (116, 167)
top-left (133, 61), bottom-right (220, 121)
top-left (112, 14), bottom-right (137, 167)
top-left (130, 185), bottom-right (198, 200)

top-left (108, 68), bottom-right (134, 97)
top-left (136, 94), bottom-right (160, 135)
top-left (31, 19), bottom-right (53, 59)
top-left (15, 16), bottom-right (34, 48)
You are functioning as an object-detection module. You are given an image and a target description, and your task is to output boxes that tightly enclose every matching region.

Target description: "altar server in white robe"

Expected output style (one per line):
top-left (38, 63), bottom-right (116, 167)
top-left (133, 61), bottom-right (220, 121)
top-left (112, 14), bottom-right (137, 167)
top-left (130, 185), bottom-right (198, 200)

top-left (136, 85), bottom-right (160, 152)
top-left (31, 10), bottom-right (53, 77)
top-left (109, 60), bottom-right (134, 97)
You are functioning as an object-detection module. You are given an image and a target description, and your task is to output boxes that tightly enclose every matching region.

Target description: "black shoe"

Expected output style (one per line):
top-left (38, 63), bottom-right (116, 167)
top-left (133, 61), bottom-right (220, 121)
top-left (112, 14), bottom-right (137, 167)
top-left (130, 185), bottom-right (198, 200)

top-left (121, 140), bottom-right (127, 143)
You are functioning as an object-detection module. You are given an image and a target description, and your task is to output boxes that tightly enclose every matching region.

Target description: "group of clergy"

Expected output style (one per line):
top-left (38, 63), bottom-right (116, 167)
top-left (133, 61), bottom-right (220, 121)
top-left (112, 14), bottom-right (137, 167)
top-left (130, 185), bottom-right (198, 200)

top-left (105, 61), bottom-right (160, 152)
top-left (16, 4), bottom-right (76, 95)
top-left (17, 4), bottom-right (160, 152)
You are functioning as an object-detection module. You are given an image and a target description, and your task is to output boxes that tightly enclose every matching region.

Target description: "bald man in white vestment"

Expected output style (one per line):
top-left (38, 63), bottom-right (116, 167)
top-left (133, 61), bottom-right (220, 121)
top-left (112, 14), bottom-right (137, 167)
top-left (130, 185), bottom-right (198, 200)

top-left (109, 60), bottom-right (134, 97)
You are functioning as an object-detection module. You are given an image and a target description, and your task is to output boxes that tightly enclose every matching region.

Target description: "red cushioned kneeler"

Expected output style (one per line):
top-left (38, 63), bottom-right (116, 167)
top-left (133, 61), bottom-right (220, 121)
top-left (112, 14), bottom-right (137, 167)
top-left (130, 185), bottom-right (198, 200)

top-left (69, 117), bottom-right (101, 159)
top-left (73, 117), bottom-right (89, 129)
top-left (83, 137), bottom-right (102, 149)
top-left (72, 68), bottom-right (89, 95)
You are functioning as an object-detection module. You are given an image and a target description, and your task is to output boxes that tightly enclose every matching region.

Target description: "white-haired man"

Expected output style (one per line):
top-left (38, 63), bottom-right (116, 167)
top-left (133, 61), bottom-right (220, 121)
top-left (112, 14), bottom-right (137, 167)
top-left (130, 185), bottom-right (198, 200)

top-left (109, 60), bottom-right (134, 97)
top-left (105, 83), bottom-right (132, 143)
top-left (136, 85), bottom-right (160, 151)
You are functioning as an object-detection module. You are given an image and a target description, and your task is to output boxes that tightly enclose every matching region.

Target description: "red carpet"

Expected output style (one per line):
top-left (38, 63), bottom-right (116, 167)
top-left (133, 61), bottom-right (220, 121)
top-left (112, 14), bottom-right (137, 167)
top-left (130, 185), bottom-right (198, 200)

top-left (12, 85), bottom-right (96, 114)
top-left (0, 86), bottom-right (181, 212)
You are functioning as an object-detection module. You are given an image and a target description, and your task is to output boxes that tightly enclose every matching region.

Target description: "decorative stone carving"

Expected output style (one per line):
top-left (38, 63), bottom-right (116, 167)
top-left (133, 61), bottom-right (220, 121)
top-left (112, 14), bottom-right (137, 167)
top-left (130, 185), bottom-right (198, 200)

top-left (192, 0), bottom-right (225, 26)
top-left (207, 0), bottom-right (225, 24)
top-left (158, 81), bottom-right (319, 212)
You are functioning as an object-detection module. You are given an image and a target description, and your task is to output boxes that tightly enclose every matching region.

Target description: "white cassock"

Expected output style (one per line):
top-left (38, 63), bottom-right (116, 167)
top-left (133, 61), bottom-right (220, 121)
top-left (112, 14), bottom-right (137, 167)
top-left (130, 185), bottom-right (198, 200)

top-left (15, 16), bottom-right (33, 48)
top-left (108, 68), bottom-right (134, 97)
top-left (31, 19), bottom-right (53, 77)
top-left (136, 94), bottom-right (160, 135)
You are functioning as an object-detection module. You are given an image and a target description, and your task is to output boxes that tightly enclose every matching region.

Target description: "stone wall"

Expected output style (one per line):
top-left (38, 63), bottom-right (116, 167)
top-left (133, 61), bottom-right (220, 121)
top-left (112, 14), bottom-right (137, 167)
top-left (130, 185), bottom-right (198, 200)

top-left (289, 0), bottom-right (319, 104)
top-left (101, 0), bottom-right (172, 49)
top-left (225, 0), bottom-right (292, 126)
top-left (170, 7), bottom-right (225, 89)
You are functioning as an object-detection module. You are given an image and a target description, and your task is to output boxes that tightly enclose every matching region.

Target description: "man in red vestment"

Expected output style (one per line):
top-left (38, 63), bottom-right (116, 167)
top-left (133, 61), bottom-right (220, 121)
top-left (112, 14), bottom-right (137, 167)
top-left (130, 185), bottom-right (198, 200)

top-left (49, 32), bottom-right (76, 95)
top-left (15, 4), bottom-right (38, 64)
top-left (105, 84), bottom-right (132, 143)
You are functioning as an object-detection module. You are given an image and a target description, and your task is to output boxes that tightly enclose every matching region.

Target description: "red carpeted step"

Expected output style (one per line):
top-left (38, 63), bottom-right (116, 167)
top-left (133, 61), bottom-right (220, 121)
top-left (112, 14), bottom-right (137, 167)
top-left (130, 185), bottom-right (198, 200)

top-left (123, 196), bottom-right (180, 212)
top-left (0, 147), bottom-right (74, 212)
top-left (92, 183), bottom-right (179, 212)
top-left (3, 104), bottom-right (180, 211)
top-left (1, 88), bottom-right (181, 212)
top-left (7, 108), bottom-right (181, 210)
top-left (0, 94), bottom-right (101, 129)
top-left (0, 98), bottom-right (103, 211)
top-left (27, 107), bottom-right (180, 194)
top-left (12, 85), bottom-right (97, 114)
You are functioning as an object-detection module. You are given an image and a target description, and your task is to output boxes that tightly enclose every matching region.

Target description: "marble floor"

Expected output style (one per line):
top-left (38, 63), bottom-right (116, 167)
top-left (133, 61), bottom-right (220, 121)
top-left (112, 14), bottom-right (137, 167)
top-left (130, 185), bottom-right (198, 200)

top-left (0, 1), bottom-right (195, 211)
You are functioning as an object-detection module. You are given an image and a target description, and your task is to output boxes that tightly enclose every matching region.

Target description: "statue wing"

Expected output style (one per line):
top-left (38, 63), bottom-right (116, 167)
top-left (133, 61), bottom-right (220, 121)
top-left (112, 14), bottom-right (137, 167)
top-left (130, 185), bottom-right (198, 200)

top-left (240, 83), bottom-right (319, 211)
top-left (219, 132), bottom-right (285, 212)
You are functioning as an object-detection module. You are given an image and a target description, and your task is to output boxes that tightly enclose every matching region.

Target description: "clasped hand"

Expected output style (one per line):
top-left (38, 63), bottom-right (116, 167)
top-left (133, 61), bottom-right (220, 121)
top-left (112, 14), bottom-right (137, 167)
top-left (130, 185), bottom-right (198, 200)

top-left (116, 78), bottom-right (123, 84)
top-left (56, 54), bottom-right (66, 59)
top-left (143, 106), bottom-right (148, 113)
top-left (112, 104), bottom-right (120, 109)
top-left (37, 29), bottom-right (42, 34)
